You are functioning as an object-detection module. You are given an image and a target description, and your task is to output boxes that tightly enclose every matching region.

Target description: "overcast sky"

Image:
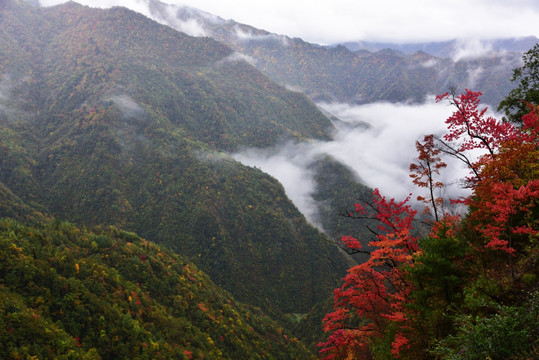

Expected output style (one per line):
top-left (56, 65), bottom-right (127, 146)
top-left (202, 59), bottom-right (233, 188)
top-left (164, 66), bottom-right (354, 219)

top-left (39, 0), bottom-right (539, 45)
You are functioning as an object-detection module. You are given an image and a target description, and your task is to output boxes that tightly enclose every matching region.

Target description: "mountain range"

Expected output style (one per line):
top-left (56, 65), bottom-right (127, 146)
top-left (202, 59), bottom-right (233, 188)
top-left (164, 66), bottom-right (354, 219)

top-left (339, 36), bottom-right (539, 57)
top-left (0, 0), bottom-right (536, 357)
top-left (146, 0), bottom-right (535, 106)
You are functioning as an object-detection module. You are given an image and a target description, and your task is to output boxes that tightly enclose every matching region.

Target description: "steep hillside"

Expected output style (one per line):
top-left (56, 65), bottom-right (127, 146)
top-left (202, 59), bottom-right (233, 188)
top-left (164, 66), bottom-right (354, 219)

top-left (147, 1), bottom-right (523, 106)
top-left (0, 219), bottom-right (315, 359)
top-left (0, 0), bottom-right (352, 314)
top-left (311, 157), bottom-right (376, 248)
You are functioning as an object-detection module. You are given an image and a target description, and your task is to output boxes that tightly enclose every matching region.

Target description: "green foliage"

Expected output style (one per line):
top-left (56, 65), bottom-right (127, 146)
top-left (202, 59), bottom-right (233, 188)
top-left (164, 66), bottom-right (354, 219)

top-left (0, 219), bottom-right (315, 359)
top-left (498, 43), bottom-right (539, 123)
top-left (433, 293), bottom-right (539, 360)
top-left (294, 299), bottom-right (334, 353)
top-left (411, 234), bottom-right (467, 305)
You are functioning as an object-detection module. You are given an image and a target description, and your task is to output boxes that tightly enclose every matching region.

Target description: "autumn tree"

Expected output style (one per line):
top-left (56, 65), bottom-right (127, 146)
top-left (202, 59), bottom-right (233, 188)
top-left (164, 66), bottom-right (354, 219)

top-left (417, 90), bottom-right (538, 357)
top-left (409, 134), bottom-right (447, 222)
top-left (436, 90), bottom-right (538, 273)
top-left (319, 189), bottom-right (419, 359)
top-left (434, 89), bottom-right (518, 188)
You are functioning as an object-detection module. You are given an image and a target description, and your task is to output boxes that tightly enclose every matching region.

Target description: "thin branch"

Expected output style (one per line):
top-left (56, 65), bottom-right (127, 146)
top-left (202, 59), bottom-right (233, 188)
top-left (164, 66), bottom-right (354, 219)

top-left (435, 136), bottom-right (482, 183)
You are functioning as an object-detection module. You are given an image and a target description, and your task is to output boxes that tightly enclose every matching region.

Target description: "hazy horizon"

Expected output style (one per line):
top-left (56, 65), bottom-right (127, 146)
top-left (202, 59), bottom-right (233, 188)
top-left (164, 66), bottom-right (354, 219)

top-left (38, 0), bottom-right (539, 45)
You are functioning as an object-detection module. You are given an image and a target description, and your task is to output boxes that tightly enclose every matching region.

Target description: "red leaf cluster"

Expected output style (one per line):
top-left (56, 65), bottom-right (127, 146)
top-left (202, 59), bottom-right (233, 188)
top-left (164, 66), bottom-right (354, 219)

top-left (320, 190), bottom-right (418, 359)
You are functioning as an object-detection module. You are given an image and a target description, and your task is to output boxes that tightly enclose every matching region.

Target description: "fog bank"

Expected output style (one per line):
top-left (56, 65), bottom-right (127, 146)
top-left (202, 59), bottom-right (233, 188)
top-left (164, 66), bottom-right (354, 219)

top-left (233, 98), bottom-right (496, 226)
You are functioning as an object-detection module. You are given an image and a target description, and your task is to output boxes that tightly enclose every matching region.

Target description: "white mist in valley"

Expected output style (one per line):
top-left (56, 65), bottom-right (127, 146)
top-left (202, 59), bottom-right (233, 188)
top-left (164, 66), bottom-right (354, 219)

top-left (233, 98), bottom-right (493, 227)
top-left (233, 141), bottom-right (322, 227)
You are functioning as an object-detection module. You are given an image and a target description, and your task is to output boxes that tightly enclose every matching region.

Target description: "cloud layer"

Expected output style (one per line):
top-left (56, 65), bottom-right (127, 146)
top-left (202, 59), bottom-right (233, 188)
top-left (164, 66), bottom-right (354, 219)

top-left (232, 98), bottom-right (498, 226)
top-left (39, 0), bottom-right (539, 45)
top-left (167, 0), bottom-right (539, 44)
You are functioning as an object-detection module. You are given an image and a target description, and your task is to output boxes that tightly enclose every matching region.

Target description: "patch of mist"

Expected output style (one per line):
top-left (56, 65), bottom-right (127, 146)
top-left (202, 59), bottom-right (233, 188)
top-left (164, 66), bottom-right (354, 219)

top-left (465, 66), bottom-right (484, 89)
top-left (0, 74), bottom-right (13, 102)
top-left (421, 58), bottom-right (439, 67)
top-left (284, 84), bottom-right (306, 93)
top-left (164, 16), bottom-right (208, 37)
top-left (215, 52), bottom-right (256, 67)
top-left (102, 94), bottom-right (149, 160)
top-left (235, 26), bottom-right (290, 46)
top-left (451, 39), bottom-right (502, 61)
top-left (195, 150), bottom-right (232, 164)
top-left (0, 74), bottom-right (22, 122)
top-left (176, 5), bottom-right (225, 25)
top-left (315, 100), bottom-right (455, 198)
top-left (144, 1), bottom-right (209, 37)
top-left (105, 94), bottom-right (144, 118)
top-left (233, 142), bottom-right (325, 229)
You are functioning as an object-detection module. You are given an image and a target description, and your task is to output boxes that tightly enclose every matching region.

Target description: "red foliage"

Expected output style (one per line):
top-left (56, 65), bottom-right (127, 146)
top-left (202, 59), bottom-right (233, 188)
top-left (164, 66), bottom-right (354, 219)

top-left (429, 214), bottom-right (461, 239)
top-left (341, 235), bottom-right (362, 250)
top-left (436, 90), bottom-right (517, 155)
top-left (320, 190), bottom-right (418, 359)
top-left (436, 90), bottom-right (538, 257)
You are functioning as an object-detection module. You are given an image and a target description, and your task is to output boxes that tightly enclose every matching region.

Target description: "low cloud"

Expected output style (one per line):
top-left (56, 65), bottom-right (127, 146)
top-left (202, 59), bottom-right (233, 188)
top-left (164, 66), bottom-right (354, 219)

top-left (235, 26), bottom-right (290, 46)
top-left (421, 59), bottom-right (439, 68)
top-left (105, 94), bottom-right (143, 118)
top-left (465, 66), bottom-right (484, 89)
top-left (314, 100), bottom-right (459, 199)
top-left (147, 1), bottom-right (209, 37)
top-left (233, 142), bottom-right (322, 228)
top-left (0, 74), bottom-right (13, 102)
top-left (195, 150), bottom-right (232, 164)
top-left (232, 98), bottom-right (495, 228)
top-left (284, 84), bottom-right (306, 93)
top-left (0, 74), bottom-right (23, 121)
top-left (451, 39), bottom-right (498, 61)
top-left (215, 52), bottom-right (256, 66)
top-left (172, 18), bottom-right (208, 37)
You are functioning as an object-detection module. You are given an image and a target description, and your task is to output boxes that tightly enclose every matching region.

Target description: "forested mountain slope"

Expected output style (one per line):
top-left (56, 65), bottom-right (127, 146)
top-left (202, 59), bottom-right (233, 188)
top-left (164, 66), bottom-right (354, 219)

top-left (0, 0), bottom-right (352, 315)
top-left (0, 219), bottom-right (315, 359)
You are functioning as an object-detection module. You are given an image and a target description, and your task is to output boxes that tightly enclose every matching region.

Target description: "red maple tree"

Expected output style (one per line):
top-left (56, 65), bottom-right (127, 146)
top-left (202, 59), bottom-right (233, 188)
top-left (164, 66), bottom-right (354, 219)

top-left (319, 190), bottom-right (418, 359)
top-left (436, 90), bottom-right (538, 261)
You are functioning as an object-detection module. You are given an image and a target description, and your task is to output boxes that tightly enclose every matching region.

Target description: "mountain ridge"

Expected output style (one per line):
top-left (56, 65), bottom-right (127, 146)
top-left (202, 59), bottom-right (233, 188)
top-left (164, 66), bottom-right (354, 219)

top-left (145, 0), bottom-right (530, 106)
top-left (338, 36), bottom-right (539, 57)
